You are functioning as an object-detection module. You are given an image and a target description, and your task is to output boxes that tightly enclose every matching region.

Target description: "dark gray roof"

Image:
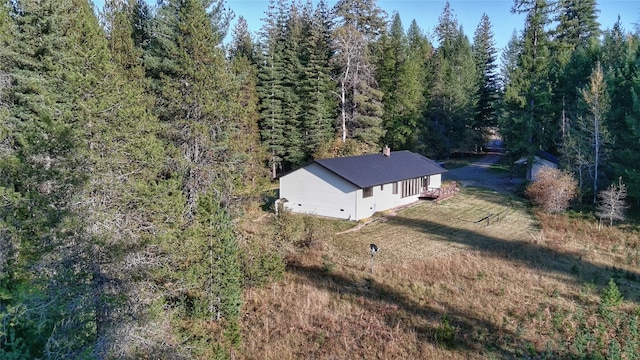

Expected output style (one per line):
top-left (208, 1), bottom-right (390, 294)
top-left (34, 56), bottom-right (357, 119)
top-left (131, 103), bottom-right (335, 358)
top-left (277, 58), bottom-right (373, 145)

top-left (536, 150), bottom-right (559, 164)
top-left (314, 150), bottom-right (446, 188)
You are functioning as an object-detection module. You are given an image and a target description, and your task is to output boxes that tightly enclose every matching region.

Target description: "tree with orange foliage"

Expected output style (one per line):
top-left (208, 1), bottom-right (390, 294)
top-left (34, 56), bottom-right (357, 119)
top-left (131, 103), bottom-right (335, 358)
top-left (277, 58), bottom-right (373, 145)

top-left (526, 166), bottom-right (578, 213)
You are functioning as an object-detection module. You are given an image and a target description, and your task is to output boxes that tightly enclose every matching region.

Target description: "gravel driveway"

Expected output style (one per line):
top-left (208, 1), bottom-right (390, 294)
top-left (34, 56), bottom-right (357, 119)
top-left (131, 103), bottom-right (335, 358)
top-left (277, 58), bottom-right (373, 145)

top-left (441, 143), bottom-right (524, 194)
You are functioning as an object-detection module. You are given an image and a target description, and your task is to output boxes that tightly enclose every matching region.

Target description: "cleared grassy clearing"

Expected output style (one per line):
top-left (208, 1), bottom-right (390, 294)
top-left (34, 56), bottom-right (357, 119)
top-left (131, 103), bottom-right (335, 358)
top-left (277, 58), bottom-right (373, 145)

top-left (330, 187), bottom-right (536, 266)
top-left (240, 188), bottom-right (640, 359)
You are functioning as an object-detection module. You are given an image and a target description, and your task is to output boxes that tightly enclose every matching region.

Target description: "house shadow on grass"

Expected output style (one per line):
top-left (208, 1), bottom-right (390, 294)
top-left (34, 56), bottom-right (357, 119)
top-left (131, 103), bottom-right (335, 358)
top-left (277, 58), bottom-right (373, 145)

top-left (286, 260), bottom-right (523, 357)
top-left (384, 215), bottom-right (640, 302)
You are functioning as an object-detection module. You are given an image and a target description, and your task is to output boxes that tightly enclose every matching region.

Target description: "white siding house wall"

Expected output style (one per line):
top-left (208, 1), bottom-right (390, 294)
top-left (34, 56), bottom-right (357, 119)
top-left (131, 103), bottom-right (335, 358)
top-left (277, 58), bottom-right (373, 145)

top-left (280, 165), bottom-right (445, 221)
top-left (279, 163), bottom-right (358, 220)
top-left (355, 180), bottom-right (426, 220)
top-left (529, 157), bottom-right (558, 181)
top-left (429, 174), bottom-right (442, 188)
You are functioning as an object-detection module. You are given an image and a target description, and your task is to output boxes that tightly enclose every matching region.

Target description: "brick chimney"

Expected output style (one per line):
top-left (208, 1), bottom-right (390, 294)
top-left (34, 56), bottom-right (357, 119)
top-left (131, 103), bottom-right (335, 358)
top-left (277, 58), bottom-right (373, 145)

top-left (382, 145), bottom-right (391, 157)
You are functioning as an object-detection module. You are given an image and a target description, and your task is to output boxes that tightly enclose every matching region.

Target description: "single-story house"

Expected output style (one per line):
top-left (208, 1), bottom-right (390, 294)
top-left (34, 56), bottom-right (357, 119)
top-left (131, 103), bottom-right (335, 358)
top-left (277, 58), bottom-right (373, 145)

top-left (516, 150), bottom-right (559, 181)
top-left (278, 147), bottom-right (447, 221)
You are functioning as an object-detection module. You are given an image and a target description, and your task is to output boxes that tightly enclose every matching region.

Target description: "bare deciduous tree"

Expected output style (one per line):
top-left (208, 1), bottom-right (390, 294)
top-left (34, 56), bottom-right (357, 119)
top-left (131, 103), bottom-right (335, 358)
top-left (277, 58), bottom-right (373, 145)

top-left (596, 177), bottom-right (628, 226)
top-left (581, 62), bottom-right (609, 203)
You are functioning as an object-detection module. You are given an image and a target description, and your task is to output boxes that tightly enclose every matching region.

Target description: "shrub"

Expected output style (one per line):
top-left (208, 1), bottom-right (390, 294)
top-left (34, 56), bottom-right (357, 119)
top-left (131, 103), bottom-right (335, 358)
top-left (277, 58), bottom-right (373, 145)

top-left (600, 278), bottom-right (623, 309)
top-left (526, 166), bottom-right (577, 213)
top-left (239, 238), bottom-right (285, 289)
top-left (435, 315), bottom-right (456, 347)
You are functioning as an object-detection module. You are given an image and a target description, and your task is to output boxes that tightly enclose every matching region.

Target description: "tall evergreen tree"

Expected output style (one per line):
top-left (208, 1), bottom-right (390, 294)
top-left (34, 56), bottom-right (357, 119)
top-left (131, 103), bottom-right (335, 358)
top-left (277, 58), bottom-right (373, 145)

top-left (130, 0), bottom-right (152, 48)
top-left (426, 2), bottom-right (477, 157)
top-left (472, 13), bottom-right (499, 149)
top-left (229, 16), bottom-right (255, 61)
top-left (406, 19), bottom-right (434, 155)
top-left (0, 1), bottom-right (113, 356)
top-left (553, 0), bottom-right (600, 52)
top-left (103, 0), bottom-right (145, 78)
top-left (551, 0), bottom-right (601, 164)
top-left (616, 63), bottom-right (640, 204)
top-left (377, 13), bottom-right (425, 150)
top-left (279, 2), bottom-right (305, 165)
top-left (144, 0), bottom-right (246, 354)
top-left (501, 0), bottom-right (554, 178)
top-left (499, 31), bottom-right (523, 89)
top-left (558, 38), bottom-right (601, 190)
top-left (228, 18), bottom-right (271, 207)
top-left (333, 0), bottom-right (386, 149)
top-left (1, 0), bottom-right (189, 357)
top-left (257, 0), bottom-right (288, 177)
top-left (333, 0), bottom-right (386, 39)
top-left (299, 0), bottom-right (336, 157)
top-left (181, 192), bottom-right (243, 345)
top-left (377, 13), bottom-right (405, 148)
top-left (602, 20), bottom-right (640, 204)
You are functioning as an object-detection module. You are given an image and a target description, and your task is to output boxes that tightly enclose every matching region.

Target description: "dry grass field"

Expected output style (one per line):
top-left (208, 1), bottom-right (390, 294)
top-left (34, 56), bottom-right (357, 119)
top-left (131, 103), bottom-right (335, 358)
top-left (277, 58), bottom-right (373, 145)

top-left (239, 188), bottom-right (640, 359)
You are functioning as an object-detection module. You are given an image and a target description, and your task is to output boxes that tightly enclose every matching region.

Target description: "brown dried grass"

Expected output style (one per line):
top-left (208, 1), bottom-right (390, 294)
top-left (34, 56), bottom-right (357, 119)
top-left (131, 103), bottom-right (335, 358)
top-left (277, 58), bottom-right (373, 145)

top-left (239, 188), bottom-right (640, 359)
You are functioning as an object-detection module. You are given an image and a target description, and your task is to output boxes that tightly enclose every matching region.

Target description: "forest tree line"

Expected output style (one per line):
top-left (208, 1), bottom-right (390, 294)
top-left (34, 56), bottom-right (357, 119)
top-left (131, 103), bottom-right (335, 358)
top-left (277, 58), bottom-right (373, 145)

top-left (1, 0), bottom-right (640, 357)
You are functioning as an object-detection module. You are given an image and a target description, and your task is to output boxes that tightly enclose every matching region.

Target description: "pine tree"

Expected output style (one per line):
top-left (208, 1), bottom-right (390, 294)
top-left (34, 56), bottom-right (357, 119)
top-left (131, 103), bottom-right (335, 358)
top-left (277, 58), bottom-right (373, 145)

top-left (257, 0), bottom-right (288, 177)
top-left (333, 0), bottom-right (386, 39)
top-left (551, 0), bottom-right (601, 171)
top-left (0, 5), bottom-right (30, 357)
top-left (553, 0), bottom-right (600, 52)
top-left (280, 3), bottom-right (305, 165)
top-left (0, 0), bottom-right (191, 357)
top-left (0, 1), bottom-right (110, 356)
top-left (147, 0), bottom-right (242, 213)
top-left (472, 13), bottom-right (499, 149)
top-left (601, 20), bottom-right (640, 204)
top-left (144, 0), bottom-right (247, 353)
top-left (501, 0), bottom-right (554, 178)
top-left (299, 0), bottom-right (336, 157)
top-left (130, 0), bottom-right (152, 48)
top-left (435, 1), bottom-right (458, 43)
top-left (615, 63), bottom-right (640, 204)
top-left (377, 13), bottom-right (425, 150)
top-left (377, 13), bottom-right (404, 148)
top-left (183, 192), bottom-right (243, 342)
top-left (559, 42), bottom-right (602, 195)
top-left (229, 16), bottom-right (255, 61)
top-left (228, 18), bottom-right (271, 209)
top-left (103, 0), bottom-right (145, 78)
top-left (426, 2), bottom-right (477, 156)
top-left (406, 19), bottom-right (434, 155)
top-left (499, 31), bottom-right (523, 89)
top-left (333, 0), bottom-right (387, 149)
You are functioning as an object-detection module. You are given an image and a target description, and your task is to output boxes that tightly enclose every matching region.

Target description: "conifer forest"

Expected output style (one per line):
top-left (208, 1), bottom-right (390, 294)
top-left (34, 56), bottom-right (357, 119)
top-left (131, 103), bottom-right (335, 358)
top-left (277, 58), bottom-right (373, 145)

top-left (2, 0), bottom-right (640, 358)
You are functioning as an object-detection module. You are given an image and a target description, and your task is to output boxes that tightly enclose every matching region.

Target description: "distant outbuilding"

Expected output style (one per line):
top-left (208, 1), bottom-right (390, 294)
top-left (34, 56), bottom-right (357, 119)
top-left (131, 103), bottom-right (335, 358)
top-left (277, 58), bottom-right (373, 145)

top-left (515, 150), bottom-right (559, 181)
top-left (277, 147), bottom-right (447, 221)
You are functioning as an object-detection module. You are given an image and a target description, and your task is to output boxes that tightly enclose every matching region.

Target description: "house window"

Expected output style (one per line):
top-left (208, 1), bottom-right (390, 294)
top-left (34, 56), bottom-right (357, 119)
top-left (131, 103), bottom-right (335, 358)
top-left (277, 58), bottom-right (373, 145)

top-left (393, 182), bottom-right (398, 194)
top-left (363, 187), bottom-right (373, 198)
top-left (401, 178), bottom-right (421, 198)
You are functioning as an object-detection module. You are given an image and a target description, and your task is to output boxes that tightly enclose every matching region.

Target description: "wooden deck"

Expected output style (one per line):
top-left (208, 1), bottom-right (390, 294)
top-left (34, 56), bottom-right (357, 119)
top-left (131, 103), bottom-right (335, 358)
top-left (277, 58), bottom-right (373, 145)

top-left (420, 182), bottom-right (458, 201)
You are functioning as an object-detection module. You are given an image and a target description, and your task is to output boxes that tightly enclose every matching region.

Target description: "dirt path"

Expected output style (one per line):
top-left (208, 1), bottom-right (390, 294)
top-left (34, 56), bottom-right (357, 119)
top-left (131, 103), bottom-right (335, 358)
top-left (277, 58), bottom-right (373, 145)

top-left (442, 143), bottom-right (524, 194)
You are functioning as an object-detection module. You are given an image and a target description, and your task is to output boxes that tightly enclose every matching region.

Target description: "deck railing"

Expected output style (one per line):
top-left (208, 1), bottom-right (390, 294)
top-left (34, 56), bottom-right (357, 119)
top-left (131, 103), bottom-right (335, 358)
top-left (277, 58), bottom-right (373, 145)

top-left (420, 181), bottom-right (458, 200)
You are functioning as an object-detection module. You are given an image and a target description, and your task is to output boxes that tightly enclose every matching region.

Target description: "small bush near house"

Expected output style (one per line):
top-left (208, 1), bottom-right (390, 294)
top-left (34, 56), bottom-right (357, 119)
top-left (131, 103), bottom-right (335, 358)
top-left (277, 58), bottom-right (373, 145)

top-left (526, 166), bottom-right (577, 213)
